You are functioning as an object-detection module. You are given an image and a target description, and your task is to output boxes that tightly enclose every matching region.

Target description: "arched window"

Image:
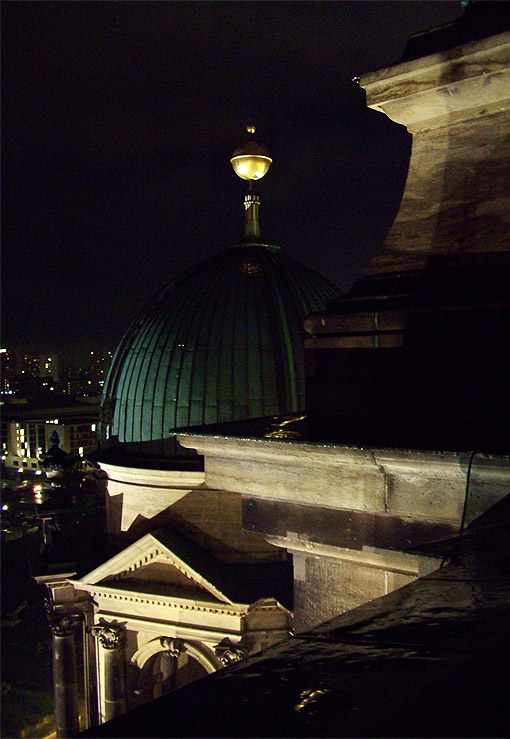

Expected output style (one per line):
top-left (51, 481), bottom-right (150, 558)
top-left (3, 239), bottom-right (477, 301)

top-left (131, 638), bottom-right (221, 706)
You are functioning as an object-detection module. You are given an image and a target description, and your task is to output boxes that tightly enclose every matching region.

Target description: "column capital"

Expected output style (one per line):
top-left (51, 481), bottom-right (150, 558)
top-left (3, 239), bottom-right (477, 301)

top-left (44, 598), bottom-right (77, 637)
top-left (214, 637), bottom-right (249, 666)
top-left (91, 620), bottom-right (126, 650)
top-left (160, 636), bottom-right (185, 658)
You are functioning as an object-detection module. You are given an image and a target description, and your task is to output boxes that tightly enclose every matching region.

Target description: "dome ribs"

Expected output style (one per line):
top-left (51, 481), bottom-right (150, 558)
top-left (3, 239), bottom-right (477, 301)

top-left (100, 245), bottom-right (341, 458)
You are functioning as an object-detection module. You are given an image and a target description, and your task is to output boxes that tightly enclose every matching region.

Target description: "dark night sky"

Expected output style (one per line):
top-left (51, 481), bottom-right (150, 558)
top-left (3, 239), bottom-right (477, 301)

top-left (2, 1), bottom-right (463, 360)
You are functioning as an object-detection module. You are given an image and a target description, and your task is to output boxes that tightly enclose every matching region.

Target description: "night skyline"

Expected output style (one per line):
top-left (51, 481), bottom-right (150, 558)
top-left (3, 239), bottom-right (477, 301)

top-left (2, 1), bottom-right (463, 357)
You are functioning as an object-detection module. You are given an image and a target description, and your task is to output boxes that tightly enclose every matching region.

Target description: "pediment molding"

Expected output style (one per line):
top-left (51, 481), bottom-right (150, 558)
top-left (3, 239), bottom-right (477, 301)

top-left (74, 532), bottom-right (234, 605)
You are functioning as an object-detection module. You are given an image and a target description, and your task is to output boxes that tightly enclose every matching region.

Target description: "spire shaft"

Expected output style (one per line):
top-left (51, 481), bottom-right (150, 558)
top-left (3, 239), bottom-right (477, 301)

top-left (244, 195), bottom-right (261, 239)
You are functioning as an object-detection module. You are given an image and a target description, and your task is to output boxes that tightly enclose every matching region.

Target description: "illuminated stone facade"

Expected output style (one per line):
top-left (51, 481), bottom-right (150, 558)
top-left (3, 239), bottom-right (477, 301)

top-left (38, 15), bottom-right (510, 736)
top-left (40, 532), bottom-right (291, 731)
top-left (361, 30), bottom-right (510, 273)
top-left (2, 403), bottom-right (98, 471)
top-left (176, 25), bottom-right (510, 633)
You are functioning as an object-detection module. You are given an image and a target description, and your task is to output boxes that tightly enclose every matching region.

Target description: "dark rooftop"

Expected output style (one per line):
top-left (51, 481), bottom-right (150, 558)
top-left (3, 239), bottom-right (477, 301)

top-left (400, 1), bottom-right (510, 63)
top-left (149, 529), bottom-right (293, 610)
top-left (1, 397), bottom-right (99, 421)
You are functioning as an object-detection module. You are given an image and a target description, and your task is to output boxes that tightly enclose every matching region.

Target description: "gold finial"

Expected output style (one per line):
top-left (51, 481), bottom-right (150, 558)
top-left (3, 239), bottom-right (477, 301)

top-left (230, 124), bottom-right (272, 181)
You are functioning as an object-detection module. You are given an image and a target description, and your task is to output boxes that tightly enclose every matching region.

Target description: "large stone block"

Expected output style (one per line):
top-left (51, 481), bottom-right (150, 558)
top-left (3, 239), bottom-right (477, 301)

top-left (203, 451), bottom-right (386, 513)
top-left (386, 474), bottom-right (465, 522)
top-left (293, 554), bottom-right (390, 632)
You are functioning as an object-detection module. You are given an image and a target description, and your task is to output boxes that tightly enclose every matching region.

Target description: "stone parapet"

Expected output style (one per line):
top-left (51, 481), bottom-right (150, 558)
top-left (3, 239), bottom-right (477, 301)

top-left (177, 435), bottom-right (510, 527)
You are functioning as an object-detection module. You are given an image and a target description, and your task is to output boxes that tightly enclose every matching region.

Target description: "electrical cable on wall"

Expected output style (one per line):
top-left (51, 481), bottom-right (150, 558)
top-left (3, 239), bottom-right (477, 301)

top-left (460, 449), bottom-right (478, 543)
top-left (440, 449), bottom-right (477, 567)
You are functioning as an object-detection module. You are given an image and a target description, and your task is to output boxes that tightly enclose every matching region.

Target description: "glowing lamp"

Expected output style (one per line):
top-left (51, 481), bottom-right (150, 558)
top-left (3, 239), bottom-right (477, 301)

top-left (230, 125), bottom-right (272, 181)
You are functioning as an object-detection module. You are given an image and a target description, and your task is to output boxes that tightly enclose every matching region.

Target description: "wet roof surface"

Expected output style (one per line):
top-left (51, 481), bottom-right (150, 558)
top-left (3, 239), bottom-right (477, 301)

top-left (400, 1), bottom-right (510, 63)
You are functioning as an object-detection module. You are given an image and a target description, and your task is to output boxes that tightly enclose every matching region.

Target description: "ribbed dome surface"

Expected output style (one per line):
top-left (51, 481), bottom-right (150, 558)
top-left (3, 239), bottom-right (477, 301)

top-left (100, 244), bottom-right (340, 458)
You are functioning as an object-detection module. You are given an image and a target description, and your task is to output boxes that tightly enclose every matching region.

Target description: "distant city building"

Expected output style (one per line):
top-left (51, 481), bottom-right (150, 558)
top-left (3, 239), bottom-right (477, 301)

top-left (0, 348), bottom-right (113, 401)
top-left (1, 399), bottom-right (99, 471)
top-left (1, 350), bottom-right (60, 397)
top-left (20, 351), bottom-right (41, 378)
top-left (86, 351), bottom-right (113, 396)
top-left (61, 351), bottom-right (113, 398)
top-left (39, 354), bottom-right (59, 382)
top-left (0, 348), bottom-right (17, 395)
top-left (62, 364), bottom-right (88, 398)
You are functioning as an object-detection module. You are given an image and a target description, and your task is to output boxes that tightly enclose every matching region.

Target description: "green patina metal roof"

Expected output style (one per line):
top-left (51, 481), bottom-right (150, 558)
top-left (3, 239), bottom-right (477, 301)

top-left (100, 244), bottom-right (340, 458)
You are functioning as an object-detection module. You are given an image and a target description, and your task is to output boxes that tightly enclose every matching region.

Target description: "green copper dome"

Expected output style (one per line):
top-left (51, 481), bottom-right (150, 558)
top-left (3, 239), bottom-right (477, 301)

top-left (100, 244), bottom-right (340, 459)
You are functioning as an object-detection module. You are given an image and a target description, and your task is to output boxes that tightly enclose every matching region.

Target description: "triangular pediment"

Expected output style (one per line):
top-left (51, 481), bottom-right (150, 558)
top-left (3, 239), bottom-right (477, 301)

top-left (75, 531), bottom-right (236, 605)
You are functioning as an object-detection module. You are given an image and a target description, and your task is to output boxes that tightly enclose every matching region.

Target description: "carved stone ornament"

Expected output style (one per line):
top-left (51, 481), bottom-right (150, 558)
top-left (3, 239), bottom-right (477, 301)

top-left (160, 637), bottom-right (185, 658)
top-left (214, 637), bottom-right (248, 666)
top-left (91, 622), bottom-right (126, 650)
top-left (44, 599), bottom-right (77, 637)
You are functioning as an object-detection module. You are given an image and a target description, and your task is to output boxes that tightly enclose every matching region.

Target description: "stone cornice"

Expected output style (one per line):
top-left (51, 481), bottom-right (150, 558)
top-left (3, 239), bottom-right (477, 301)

top-left (128, 617), bottom-right (245, 649)
top-left (265, 535), bottom-right (420, 575)
top-left (177, 434), bottom-right (510, 525)
top-left (71, 582), bottom-right (248, 618)
top-left (99, 462), bottom-right (205, 489)
top-left (361, 32), bottom-right (510, 89)
top-left (177, 433), bottom-right (507, 473)
top-left (359, 32), bottom-right (510, 132)
top-left (177, 433), bottom-right (384, 466)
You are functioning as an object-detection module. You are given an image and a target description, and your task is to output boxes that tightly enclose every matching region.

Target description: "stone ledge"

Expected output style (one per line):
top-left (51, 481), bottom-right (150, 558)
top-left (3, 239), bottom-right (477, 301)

top-left (360, 32), bottom-right (510, 98)
top-left (265, 535), bottom-right (420, 576)
top-left (359, 33), bottom-right (510, 132)
top-left (178, 434), bottom-right (510, 525)
top-left (100, 462), bottom-right (205, 489)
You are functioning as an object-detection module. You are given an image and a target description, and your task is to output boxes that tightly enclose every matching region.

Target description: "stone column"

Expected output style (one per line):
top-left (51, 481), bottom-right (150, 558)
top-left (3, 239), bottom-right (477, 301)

top-left (159, 637), bottom-right (185, 694)
top-left (91, 622), bottom-right (127, 723)
top-left (45, 603), bottom-right (80, 738)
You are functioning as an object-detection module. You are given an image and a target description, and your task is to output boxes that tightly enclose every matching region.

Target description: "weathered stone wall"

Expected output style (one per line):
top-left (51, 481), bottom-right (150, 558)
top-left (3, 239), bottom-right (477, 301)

top-left (366, 109), bottom-right (510, 273)
top-left (179, 433), bottom-right (510, 633)
top-left (170, 488), bottom-right (282, 562)
top-left (102, 462), bottom-right (281, 563)
top-left (293, 553), bottom-right (414, 632)
top-left (360, 32), bottom-right (510, 274)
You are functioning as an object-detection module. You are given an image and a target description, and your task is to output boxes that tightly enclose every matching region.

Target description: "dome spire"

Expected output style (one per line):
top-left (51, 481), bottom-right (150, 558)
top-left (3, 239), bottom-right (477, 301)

top-left (230, 124), bottom-right (272, 241)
